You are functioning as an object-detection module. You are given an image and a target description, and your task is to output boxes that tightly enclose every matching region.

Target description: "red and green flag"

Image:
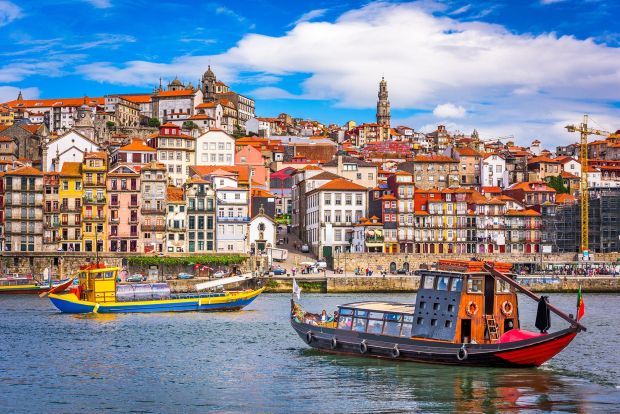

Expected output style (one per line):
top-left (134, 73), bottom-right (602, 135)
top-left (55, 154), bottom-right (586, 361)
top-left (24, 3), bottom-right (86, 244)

top-left (576, 286), bottom-right (585, 321)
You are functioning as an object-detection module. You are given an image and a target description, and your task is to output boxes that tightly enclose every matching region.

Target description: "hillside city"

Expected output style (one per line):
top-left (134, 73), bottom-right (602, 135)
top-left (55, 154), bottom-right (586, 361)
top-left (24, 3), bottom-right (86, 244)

top-left (0, 66), bottom-right (619, 271)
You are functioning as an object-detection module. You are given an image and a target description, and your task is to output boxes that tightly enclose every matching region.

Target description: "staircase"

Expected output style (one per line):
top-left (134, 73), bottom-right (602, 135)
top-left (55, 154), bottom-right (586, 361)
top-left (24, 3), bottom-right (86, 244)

top-left (486, 315), bottom-right (500, 342)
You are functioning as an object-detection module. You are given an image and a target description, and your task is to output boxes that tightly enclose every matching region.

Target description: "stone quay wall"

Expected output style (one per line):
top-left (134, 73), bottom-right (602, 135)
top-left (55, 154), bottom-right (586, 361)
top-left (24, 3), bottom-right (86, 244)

top-left (333, 252), bottom-right (620, 273)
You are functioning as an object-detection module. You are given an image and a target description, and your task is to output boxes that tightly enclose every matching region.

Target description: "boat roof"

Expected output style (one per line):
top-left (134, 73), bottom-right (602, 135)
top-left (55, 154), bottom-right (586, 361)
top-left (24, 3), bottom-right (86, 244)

top-left (339, 301), bottom-right (414, 314)
top-left (194, 274), bottom-right (253, 291)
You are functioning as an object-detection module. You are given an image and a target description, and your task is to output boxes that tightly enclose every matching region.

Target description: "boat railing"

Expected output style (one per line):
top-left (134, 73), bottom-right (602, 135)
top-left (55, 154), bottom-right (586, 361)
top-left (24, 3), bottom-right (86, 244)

top-left (171, 292), bottom-right (228, 299)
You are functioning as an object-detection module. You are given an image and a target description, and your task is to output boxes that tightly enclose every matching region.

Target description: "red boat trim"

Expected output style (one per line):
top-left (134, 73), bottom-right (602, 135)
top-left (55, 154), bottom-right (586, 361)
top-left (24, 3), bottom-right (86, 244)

top-left (493, 332), bottom-right (577, 366)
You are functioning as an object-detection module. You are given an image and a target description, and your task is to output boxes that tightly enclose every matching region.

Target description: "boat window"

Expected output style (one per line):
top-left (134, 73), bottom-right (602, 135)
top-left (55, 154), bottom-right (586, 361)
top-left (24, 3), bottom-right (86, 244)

top-left (367, 319), bottom-right (383, 334)
top-left (352, 317), bottom-right (368, 332)
top-left (450, 278), bottom-right (462, 292)
top-left (368, 311), bottom-right (383, 320)
top-left (400, 321), bottom-right (412, 337)
top-left (496, 279), bottom-right (512, 293)
top-left (339, 308), bottom-right (353, 316)
top-left (355, 309), bottom-right (368, 317)
top-left (437, 276), bottom-right (450, 291)
top-left (423, 276), bottom-right (435, 289)
top-left (104, 271), bottom-right (114, 279)
top-left (403, 314), bottom-right (413, 323)
top-left (467, 277), bottom-right (483, 294)
top-left (337, 316), bottom-right (353, 330)
top-left (383, 313), bottom-right (402, 336)
top-left (94, 272), bottom-right (104, 279)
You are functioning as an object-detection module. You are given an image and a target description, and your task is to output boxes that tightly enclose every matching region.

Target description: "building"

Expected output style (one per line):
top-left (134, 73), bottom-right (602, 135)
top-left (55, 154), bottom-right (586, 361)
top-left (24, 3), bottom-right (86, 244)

top-left (448, 147), bottom-right (482, 189)
top-left (147, 123), bottom-right (195, 186)
top-left (112, 138), bottom-right (157, 166)
top-left (107, 164), bottom-right (140, 253)
top-left (46, 130), bottom-right (101, 173)
top-left (185, 177), bottom-right (216, 253)
top-left (103, 95), bottom-right (141, 127)
top-left (322, 155), bottom-right (378, 189)
top-left (387, 171), bottom-right (415, 253)
top-left (481, 153), bottom-right (508, 188)
top-left (42, 171), bottom-right (60, 251)
top-left (58, 162), bottom-right (83, 252)
top-left (305, 178), bottom-right (368, 258)
top-left (504, 209), bottom-right (542, 254)
top-left (235, 145), bottom-right (268, 187)
top-left (216, 186), bottom-right (249, 253)
top-left (152, 78), bottom-right (202, 124)
top-left (195, 129), bottom-right (235, 166)
top-left (426, 125), bottom-right (451, 152)
top-left (249, 207), bottom-right (276, 254)
top-left (81, 152), bottom-right (108, 252)
top-left (2, 166), bottom-right (44, 252)
top-left (376, 77), bottom-right (391, 127)
top-left (399, 155), bottom-right (459, 190)
top-left (140, 162), bottom-right (167, 253)
top-left (527, 155), bottom-right (562, 182)
top-left (165, 186), bottom-right (186, 253)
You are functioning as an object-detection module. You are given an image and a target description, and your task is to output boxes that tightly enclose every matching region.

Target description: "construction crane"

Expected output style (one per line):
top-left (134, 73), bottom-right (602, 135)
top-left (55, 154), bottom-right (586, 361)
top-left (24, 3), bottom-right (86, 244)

top-left (565, 115), bottom-right (611, 255)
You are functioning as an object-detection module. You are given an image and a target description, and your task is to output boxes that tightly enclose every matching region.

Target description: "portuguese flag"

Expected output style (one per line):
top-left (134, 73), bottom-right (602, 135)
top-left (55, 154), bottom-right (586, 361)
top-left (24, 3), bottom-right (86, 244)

top-left (576, 286), bottom-right (585, 321)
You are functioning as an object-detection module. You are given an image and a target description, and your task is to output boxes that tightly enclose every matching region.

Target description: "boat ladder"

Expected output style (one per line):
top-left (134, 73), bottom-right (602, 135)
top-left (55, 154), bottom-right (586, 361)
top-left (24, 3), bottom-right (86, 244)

top-left (485, 315), bottom-right (500, 342)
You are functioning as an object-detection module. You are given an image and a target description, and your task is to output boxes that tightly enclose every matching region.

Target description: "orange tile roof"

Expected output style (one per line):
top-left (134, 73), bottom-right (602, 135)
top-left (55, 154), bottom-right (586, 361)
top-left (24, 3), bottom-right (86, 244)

top-left (191, 165), bottom-right (251, 183)
top-left (528, 155), bottom-right (560, 164)
top-left (303, 165), bottom-right (323, 171)
top-left (559, 171), bottom-right (579, 179)
top-left (316, 178), bottom-right (367, 191)
top-left (0, 136), bottom-right (13, 142)
top-left (84, 151), bottom-right (107, 160)
top-left (4, 96), bottom-right (104, 108)
top-left (167, 186), bottom-right (184, 202)
top-left (413, 155), bottom-right (457, 163)
top-left (119, 138), bottom-right (156, 152)
top-left (59, 162), bottom-right (82, 177)
top-left (556, 193), bottom-right (578, 204)
top-left (380, 194), bottom-right (397, 200)
top-left (505, 208), bottom-right (541, 217)
top-left (20, 124), bottom-right (42, 134)
top-left (189, 114), bottom-right (214, 120)
top-left (161, 122), bottom-right (177, 127)
top-left (196, 102), bottom-right (218, 109)
top-left (157, 90), bottom-right (195, 97)
top-left (455, 147), bottom-right (481, 157)
top-left (6, 166), bottom-right (42, 176)
top-left (121, 94), bottom-right (152, 103)
top-left (481, 186), bottom-right (502, 193)
top-left (507, 182), bottom-right (556, 192)
top-left (251, 188), bottom-right (275, 198)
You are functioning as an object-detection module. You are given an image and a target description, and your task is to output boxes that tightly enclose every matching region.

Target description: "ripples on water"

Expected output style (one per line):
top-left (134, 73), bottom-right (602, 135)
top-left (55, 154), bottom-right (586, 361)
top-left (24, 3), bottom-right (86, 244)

top-left (0, 293), bottom-right (619, 413)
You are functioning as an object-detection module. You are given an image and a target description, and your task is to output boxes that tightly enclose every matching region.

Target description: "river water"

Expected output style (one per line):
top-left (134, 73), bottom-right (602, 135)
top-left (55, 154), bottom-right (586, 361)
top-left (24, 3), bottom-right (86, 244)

top-left (1, 292), bottom-right (619, 413)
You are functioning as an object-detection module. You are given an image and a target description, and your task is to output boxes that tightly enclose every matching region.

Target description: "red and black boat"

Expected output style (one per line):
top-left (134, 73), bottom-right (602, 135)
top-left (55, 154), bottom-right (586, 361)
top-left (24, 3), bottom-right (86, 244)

top-left (291, 260), bottom-right (585, 367)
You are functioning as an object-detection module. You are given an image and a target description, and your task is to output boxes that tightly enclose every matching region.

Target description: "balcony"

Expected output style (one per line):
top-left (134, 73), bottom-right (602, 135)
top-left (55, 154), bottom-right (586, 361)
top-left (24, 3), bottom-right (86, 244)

top-left (83, 196), bottom-right (106, 204)
top-left (365, 236), bottom-right (384, 244)
top-left (141, 224), bottom-right (165, 231)
top-left (43, 236), bottom-right (62, 243)
top-left (84, 180), bottom-right (106, 187)
top-left (168, 225), bottom-right (186, 231)
top-left (142, 207), bottom-right (166, 214)
top-left (84, 215), bottom-right (105, 222)
top-left (110, 217), bottom-right (120, 224)
top-left (216, 216), bottom-right (250, 223)
top-left (128, 217), bottom-right (139, 224)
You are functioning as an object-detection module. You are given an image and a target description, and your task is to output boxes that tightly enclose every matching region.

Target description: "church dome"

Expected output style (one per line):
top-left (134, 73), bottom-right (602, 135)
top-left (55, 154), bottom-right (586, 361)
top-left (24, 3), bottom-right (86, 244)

top-left (186, 82), bottom-right (194, 90)
top-left (170, 77), bottom-right (183, 87)
top-left (203, 65), bottom-right (215, 80)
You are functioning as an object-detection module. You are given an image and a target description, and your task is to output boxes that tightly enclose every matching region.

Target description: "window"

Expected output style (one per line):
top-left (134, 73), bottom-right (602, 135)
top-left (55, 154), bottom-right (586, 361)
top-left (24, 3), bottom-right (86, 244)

top-left (337, 308), bottom-right (353, 329)
top-left (450, 278), bottom-right (462, 292)
top-left (382, 313), bottom-right (402, 336)
top-left (436, 276), bottom-right (450, 291)
top-left (496, 279), bottom-right (512, 293)
top-left (324, 194), bottom-right (331, 205)
top-left (467, 277), bottom-right (483, 294)
top-left (423, 276), bottom-right (434, 289)
top-left (367, 312), bottom-right (384, 334)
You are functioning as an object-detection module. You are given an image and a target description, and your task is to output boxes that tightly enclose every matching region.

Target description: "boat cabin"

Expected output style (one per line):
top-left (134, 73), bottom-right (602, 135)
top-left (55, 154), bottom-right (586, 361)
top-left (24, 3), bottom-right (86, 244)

top-left (76, 264), bottom-right (119, 303)
top-left (336, 302), bottom-right (415, 338)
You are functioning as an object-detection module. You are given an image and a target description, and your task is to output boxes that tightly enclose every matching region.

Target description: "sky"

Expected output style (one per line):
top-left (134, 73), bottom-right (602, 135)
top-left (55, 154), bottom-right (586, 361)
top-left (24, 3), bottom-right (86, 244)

top-left (1, 0), bottom-right (619, 147)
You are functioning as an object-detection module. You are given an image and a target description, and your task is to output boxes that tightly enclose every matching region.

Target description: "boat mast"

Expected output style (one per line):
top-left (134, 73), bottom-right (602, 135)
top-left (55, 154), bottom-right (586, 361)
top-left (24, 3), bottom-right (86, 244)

top-left (483, 263), bottom-right (586, 332)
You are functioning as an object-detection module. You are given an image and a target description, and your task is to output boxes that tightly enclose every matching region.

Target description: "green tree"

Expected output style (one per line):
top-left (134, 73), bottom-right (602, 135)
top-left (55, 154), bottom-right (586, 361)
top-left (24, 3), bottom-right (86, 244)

top-left (547, 175), bottom-right (569, 194)
top-left (182, 120), bottom-right (197, 130)
top-left (232, 124), bottom-right (245, 139)
top-left (147, 117), bottom-right (161, 128)
top-left (105, 121), bottom-right (116, 129)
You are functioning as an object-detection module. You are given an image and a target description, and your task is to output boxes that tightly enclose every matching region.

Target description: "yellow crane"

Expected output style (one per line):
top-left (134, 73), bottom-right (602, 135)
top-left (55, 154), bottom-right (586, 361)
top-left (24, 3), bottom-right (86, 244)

top-left (565, 115), bottom-right (611, 255)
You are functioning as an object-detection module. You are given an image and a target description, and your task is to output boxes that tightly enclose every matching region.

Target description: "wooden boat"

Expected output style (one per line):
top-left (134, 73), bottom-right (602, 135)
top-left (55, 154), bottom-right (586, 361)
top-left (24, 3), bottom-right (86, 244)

top-left (0, 276), bottom-right (74, 295)
top-left (291, 260), bottom-right (586, 367)
top-left (48, 263), bottom-right (264, 314)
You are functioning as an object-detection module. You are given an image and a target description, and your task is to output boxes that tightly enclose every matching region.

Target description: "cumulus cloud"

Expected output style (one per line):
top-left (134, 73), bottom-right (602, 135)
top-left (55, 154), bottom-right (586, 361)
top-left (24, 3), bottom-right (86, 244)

top-left (249, 86), bottom-right (306, 100)
top-left (50, 2), bottom-right (620, 145)
top-left (433, 103), bottom-right (466, 118)
top-left (0, 85), bottom-right (39, 102)
top-left (292, 9), bottom-right (328, 26)
top-left (0, 1), bottom-right (21, 27)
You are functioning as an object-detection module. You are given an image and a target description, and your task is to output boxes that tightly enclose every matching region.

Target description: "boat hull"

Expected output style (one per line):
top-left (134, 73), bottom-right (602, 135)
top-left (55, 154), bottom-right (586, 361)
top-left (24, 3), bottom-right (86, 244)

top-left (0, 285), bottom-right (47, 295)
top-left (49, 287), bottom-right (265, 314)
top-left (292, 318), bottom-right (577, 368)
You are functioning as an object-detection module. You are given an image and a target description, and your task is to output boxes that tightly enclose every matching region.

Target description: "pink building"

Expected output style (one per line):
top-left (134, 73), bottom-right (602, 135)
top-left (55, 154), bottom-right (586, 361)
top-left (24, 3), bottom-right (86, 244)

top-left (112, 138), bottom-right (157, 166)
top-left (108, 164), bottom-right (141, 252)
top-left (235, 145), bottom-right (268, 187)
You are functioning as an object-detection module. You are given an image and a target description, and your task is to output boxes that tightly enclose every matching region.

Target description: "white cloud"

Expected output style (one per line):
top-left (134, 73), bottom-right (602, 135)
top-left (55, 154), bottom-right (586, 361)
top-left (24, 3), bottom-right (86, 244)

top-left (248, 86), bottom-right (307, 100)
top-left (449, 4), bottom-right (471, 15)
top-left (67, 33), bottom-right (136, 50)
top-left (215, 6), bottom-right (246, 23)
top-left (72, 2), bottom-right (620, 146)
top-left (433, 103), bottom-right (466, 118)
top-left (540, 0), bottom-right (567, 4)
top-left (0, 1), bottom-right (21, 27)
top-left (292, 9), bottom-right (328, 26)
top-left (0, 85), bottom-right (39, 102)
top-left (82, 0), bottom-right (111, 8)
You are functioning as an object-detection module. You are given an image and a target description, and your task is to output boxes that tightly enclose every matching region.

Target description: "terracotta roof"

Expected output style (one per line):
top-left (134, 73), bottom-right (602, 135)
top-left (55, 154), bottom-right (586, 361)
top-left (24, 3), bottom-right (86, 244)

top-left (4, 96), bottom-right (104, 108)
top-left (481, 186), bottom-right (502, 193)
top-left (528, 155), bottom-right (560, 164)
top-left (559, 171), bottom-right (579, 179)
top-left (412, 155), bottom-right (457, 163)
top-left (507, 182), bottom-right (556, 192)
top-left (0, 136), bottom-right (13, 142)
top-left (161, 122), bottom-right (178, 128)
top-left (119, 138), bottom-right (156, 152)
top-left (189, 114), bottom-right (214, 120)
top-left (455, 147), bottom-right (481, 157)
top-left (20, 124), bottom-right (42, 134)
top-left (556, 193), bottom-right (578, 204)
top-left (121, 94), bottom-right (152, 104)
top-left (315, 178), bottom-right (367, 192)
top-left (59, 162), bottom-right (82, 177)
top-left (157, 90), bottom-right (195, 97)
top-left (251, 188), bottom-right (275, 198)
top-left (191, 165), bottom-right (251, 183)
top-left (84, 151), bottom-right (107, 159)
top-left (309, 171), bottom-right (342, 181)
top-left (505, 209), bottom-right (541, 217)
top-left (196, 102), bottom-right (218, 109)
top-left (6, 166), bottom-right (42, 176)
top-left (380, 194), bottom-right (397, 200)
top-left (167, 186), bottom-right (184, 202)
top-left (302, 165), bottom-right (322, 171)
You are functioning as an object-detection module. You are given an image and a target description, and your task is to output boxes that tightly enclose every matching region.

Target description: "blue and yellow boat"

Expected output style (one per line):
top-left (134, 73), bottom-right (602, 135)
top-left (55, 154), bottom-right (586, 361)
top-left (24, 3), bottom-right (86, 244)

top-left (48, 263), bottom-right (264, 314)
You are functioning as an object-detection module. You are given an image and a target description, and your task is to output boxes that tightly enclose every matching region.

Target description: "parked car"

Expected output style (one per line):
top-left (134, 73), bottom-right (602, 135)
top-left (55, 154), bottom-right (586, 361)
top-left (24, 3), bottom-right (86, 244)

top-left (300, 244), bottom-right (309, 253)
top-left (126, 274), bottom-right (145, 283)
top-left (314, 260), bottom-right (327, 269)
top-left (396, 268), bottom-right (408, 275)
top-left (212, 270), bottom-right (227, 278)
top-left (272, 267), bottom-right (287, 275)
top-left (177, 273), bottom-right (194, 280)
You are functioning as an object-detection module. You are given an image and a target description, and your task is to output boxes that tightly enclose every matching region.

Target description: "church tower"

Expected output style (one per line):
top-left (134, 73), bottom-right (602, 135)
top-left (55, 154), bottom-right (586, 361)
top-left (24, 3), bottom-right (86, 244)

top-left (201, 65), bottom-right (217, 102)
top-left (376, 77), bottom-right (391, 127)
top-left (74, 102), bottom-right (95, 142)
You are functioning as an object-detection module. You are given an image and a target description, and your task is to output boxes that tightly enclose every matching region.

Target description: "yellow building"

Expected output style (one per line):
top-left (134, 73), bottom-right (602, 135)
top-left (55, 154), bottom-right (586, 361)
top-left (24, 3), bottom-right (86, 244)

top-left (59, 162), bottom-right (83, 252)
top-left (0, 105), bottom-right (14, 125)
top-left (81, 152), bottom-right (108, 252)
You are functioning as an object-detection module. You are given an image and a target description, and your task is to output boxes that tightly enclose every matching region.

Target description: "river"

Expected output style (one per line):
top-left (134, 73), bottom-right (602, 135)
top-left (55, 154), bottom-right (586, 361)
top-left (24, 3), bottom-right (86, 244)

top-left (0, 293), bottom-right (619, 413)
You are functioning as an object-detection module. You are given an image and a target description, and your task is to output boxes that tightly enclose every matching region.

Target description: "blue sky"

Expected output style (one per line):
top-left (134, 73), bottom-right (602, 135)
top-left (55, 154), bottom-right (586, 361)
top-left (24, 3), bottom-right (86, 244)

top-left (1, 0), bottom-right (619, 146)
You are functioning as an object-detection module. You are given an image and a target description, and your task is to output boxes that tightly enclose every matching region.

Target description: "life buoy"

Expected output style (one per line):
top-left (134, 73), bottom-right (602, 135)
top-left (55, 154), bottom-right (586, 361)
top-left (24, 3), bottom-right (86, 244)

top-left (457, 345), bottom-right (468, 361)
top-left (360, 340), bottom-right (368, 354)
top-left (391, 345), bottom-right (400, 358)
top-left (465, 301), bottom-right (478, 317)
top-left (501, 301), bottom-right (514, 317)
top-left (331, 336), bottom-right (338, 349)
top-left (306, 331), bottom-right (313, 344)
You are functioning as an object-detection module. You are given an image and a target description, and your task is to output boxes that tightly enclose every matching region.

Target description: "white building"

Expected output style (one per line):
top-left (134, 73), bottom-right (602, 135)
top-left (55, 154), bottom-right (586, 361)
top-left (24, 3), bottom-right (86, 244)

top-left (249, 210), bottom-right (276, 254)
top-left (165, 186), bottom-right (187, 253)
top-left (46, 130), bottom-right (101, 172)
top-left (559, 157), bottom-right (582, 177)
top-left (147, 123), bottom-right (195, 187)
top-left (480, 153), bottom-right (508, 188)
top-left (215, 187), bottom-right (249, 253)
top-left (305, 178), bottom-right (368, 258)
top-left (195, 129), bottom-right (235, 166)
top-left (245, 117), bottom-right (272, 137)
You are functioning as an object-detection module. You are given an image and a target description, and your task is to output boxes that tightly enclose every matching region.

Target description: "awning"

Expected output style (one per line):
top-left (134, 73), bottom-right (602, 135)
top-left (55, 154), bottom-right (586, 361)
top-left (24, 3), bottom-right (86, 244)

top-left (195, 274), bottom-right (254, 291)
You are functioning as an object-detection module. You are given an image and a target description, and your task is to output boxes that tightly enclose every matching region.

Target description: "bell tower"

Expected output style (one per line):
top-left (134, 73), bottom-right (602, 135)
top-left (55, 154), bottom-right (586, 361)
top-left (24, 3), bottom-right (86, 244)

top-left (201, 65), bottom-right (217, 102)
top-left (376, 77), bottom-right (391, 127)
top-left (74, 102), bottom-right (95, 141)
